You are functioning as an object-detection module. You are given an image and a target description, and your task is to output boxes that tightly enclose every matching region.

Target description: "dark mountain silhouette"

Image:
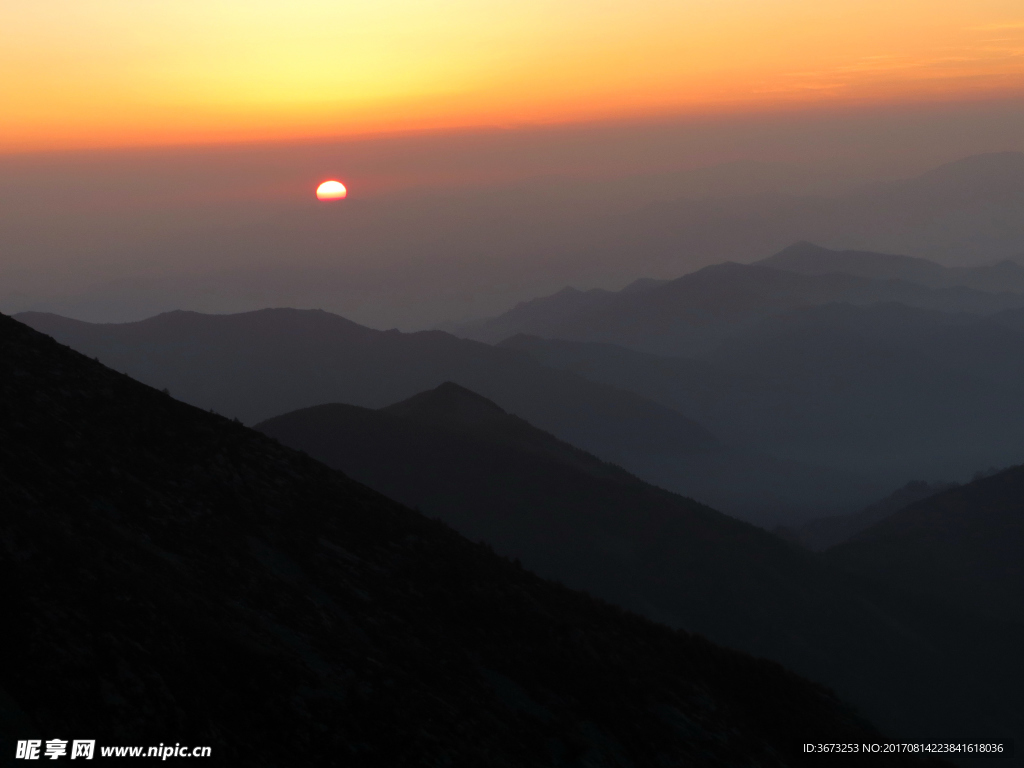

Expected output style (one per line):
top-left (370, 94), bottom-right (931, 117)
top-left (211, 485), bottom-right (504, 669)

top-left (758, 241), bottom-right (1024, 293)
top-left (15, 308), bottom-right (879, 525)
top-left (776, 480), bottom-right (959, 552)
top-left (255, 383), bottom-right (1024, 751)
top-left (501, 302), bottom-right (1024, 482)
top-left (0, 311), bottom-right (939, 767)
top-left (458, 259), bottom-right (1024, 356)
top-left (825, 464), bottom-right (1024, 624)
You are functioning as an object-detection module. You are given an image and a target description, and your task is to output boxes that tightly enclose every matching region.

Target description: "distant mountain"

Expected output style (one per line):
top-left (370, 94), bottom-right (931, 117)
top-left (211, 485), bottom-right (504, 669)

top-left (4, 312), bottom-right (933, 766)
top-left (825, 464), bottom-right (1024, 624)
top-left (501, 303), bottom-right (1024, 481)
top-left (758, 241), bottom-right (1024, 293)
top-left (458, 259), bottom-right (1024, 356)
top-left (458, 285), bottom-right (619, 344)
top-left (757, 242), bottom-right (951, 283)
top-left (255, 382), bottom-right (1024, 748)
top-left (776, 480), bottom-right (959, 552)
top-left (17, 308), bottom-right (879, 524)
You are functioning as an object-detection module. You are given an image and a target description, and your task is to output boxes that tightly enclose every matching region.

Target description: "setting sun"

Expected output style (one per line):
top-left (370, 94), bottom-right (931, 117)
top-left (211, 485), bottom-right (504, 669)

top-left (316, 180), bottom-right (347, 201)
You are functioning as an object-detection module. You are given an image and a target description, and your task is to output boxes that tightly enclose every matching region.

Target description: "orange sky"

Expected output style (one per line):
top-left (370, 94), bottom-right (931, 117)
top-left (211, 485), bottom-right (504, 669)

top-left (3, 0), bottom-right (1024, 152)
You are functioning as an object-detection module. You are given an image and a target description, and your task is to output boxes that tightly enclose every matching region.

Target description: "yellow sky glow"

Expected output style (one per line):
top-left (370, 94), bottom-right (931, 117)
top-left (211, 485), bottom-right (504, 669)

top-left (3, 0), bottom-right (1024, 152)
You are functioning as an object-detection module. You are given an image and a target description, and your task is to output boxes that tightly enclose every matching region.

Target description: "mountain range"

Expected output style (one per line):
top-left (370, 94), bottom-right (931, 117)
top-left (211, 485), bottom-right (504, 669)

top-left (21, 239), bottom-right (1024, 505)
top-left (457, 244), bottom-right (1024, 357)
top-left (3, 311), bottom-right (934, 767)
top-left (476, 237), bottom-right (1024, 485)
top-left (16, 308), bottom-right (881, 524)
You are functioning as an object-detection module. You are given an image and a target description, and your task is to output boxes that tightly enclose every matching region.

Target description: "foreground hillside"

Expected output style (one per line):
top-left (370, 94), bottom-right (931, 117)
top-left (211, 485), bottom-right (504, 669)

top-left (0, 312), bottom-right (931, 766)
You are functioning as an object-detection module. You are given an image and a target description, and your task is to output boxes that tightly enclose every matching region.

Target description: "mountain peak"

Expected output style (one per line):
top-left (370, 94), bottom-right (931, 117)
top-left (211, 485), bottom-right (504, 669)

top-left (382, 381), bottom-right (509, 426)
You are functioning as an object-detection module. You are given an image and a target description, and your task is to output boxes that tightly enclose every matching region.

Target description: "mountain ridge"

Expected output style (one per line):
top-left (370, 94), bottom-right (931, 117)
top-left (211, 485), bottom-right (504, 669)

top-left (456, 250), bottom-right (1024, 355)
top-left (17, 307), bottom-right (884, 524)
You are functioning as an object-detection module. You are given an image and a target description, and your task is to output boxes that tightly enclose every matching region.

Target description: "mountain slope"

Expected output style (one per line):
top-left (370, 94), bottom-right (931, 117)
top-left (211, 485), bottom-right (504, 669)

top-left (0, 311), bottom-right (934, 767)
top-left (256, 384), bottom-right (1024, 750)
top-left (825, 465), bottom-right (1024, 623)
top-left (16, 308), bottom-right (881, 524)
top-left (777, 480), bottom-right (959, 552)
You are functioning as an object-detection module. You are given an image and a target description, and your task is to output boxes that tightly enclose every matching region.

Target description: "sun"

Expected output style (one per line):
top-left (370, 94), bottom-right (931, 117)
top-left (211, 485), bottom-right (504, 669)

top-left (316, 180), bottom-right (347, 201)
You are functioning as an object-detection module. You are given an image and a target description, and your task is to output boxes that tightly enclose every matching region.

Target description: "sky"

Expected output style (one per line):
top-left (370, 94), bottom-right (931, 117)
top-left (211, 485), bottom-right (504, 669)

top-left (4, 0), bottom-right (1024, 152)
top-left (3, 1), bottom-right (1024, 329)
